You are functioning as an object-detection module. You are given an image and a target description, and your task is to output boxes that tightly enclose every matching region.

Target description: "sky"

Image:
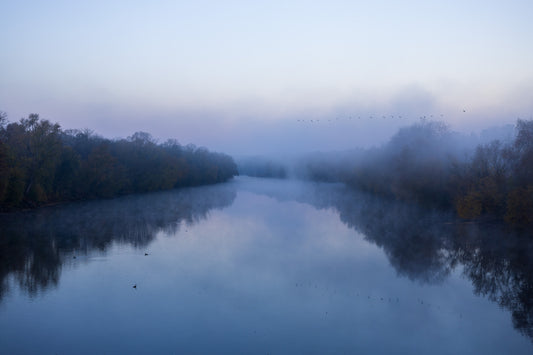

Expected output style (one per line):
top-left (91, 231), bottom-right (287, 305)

top-left (1, 0), bottom-right (533, 155)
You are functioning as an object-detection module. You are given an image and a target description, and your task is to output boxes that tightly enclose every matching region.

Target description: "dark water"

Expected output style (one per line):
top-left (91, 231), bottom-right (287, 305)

top-left (1, 177), bottom-right (532, 354)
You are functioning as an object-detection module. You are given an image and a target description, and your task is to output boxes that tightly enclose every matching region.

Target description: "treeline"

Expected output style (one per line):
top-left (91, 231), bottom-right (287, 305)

top-left (0, 113), bottom-right (238, 210)
top-left (299, 119), bottom-right (533, 225)
top-left (236, 156), bottom-right (288, 178)
top-left (453, 119), bottom-right (533, 224)
top-left (295, 149), bottom-right (365, 182)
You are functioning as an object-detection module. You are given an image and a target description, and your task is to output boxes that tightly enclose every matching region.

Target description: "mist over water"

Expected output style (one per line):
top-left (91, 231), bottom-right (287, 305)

top-left (2, 2), bottom-right (533, 353)
top-left (0, 177), bottom-right (531, 354)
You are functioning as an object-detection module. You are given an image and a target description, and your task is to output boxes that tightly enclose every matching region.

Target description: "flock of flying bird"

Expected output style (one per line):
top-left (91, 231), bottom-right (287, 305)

top-left (295, 112), bottom-right (452, 124)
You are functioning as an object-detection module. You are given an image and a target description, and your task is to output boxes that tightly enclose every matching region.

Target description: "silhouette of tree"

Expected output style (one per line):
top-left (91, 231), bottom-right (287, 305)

top-left (0, 113), bottom-right (238, 210)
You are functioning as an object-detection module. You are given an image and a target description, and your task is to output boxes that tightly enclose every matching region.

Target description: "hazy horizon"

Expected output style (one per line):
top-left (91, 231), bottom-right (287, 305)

top-left (2, 0), bottom-right (532, 155)
top-left (2, 3), bottom-right (533, 351)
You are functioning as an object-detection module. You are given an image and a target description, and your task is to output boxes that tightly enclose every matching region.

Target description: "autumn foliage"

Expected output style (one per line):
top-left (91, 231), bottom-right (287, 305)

top-left (299, 119), bottom-right (533, 226)
top-left (0, 113), bottom-right (238, 210)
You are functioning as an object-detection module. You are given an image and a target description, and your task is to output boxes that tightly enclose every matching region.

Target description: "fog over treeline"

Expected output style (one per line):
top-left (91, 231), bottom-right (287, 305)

top-left (238, 119), bottom-right (533, 225)
top-left (0, 112), bottom-right (238, 210)
top-left (235, 155), bottom-right (288, 178)
top-left (2, 109), bottom-right (533, 225)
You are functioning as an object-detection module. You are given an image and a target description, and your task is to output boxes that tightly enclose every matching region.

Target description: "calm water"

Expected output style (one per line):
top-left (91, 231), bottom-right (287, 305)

top-left (1, 177), bottom-right (532, 354)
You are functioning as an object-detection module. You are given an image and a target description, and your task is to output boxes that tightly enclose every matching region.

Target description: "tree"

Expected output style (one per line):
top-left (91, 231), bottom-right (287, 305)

top-left (0, 113), bottom-right (238, 209)
top-left (0, 111), bottom-right (9, 201)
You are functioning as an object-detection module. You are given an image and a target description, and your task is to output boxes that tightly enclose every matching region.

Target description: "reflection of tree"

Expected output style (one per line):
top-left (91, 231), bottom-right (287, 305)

top-left (241, 178), bottom-right (533, 341)
top-left (453, 225), bottom-right (533, 340)
top-left (241, 180), bottom-right (458, 283)
top-left (0, 183), bottom-right (236, 301)
top-left (332, 190), bottom-right (533, 341)
top-left (334, 194), bottom-right (457, 284)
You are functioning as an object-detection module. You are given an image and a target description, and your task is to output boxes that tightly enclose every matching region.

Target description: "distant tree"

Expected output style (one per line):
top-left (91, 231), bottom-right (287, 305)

top-left (82, 143), bottom-right (124, 198)
top-left (453, 141), bottom-right (509, 218)
top-left (298, 118), bottom-right (533, 226)
top-left (53, 146), bottom-right (81, 200)
top-left (505, 186), bottom-right (533, 224)
top-left (510, 119), bottom-right (533, 186)
top-left (19, 114), bottom-right (63, 203)
top-left (237, 157), bottom-right (287, 179)
top-left (0, 142), bottom-right (7, 200)
top-left (0, 111), bottom-right (7, 129)
top-left (0, 114), bottom-right (63, 206)
top-left (0, 111), bottom-right (9, 201)
top-left (501, 120), bottom-right (533, 224)
top-left (0, 112), bottom-right (237, 210)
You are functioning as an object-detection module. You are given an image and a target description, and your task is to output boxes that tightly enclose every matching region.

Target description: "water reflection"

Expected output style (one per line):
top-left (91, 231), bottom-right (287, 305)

top-left (454, 224), bottom-right (533, 340)
top-left (1, 177), bottom-right (532, 344)
top-left (240, 178), bottom-right (533, 341)
top-left (0, 184), bottom-right (236, 301)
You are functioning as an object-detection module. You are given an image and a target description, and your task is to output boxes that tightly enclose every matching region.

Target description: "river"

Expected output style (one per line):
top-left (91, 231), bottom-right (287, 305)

top-left (0, 176), bottom-right (532, 354)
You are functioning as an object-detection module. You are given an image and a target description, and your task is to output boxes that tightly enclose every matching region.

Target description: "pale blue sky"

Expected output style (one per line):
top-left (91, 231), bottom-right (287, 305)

top-left (1, 0), bottom-right (532, 154)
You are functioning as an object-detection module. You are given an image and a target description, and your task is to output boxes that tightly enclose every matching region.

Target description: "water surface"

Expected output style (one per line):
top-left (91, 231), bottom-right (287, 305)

top-left (0, 177), bottom-right (532, 354)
